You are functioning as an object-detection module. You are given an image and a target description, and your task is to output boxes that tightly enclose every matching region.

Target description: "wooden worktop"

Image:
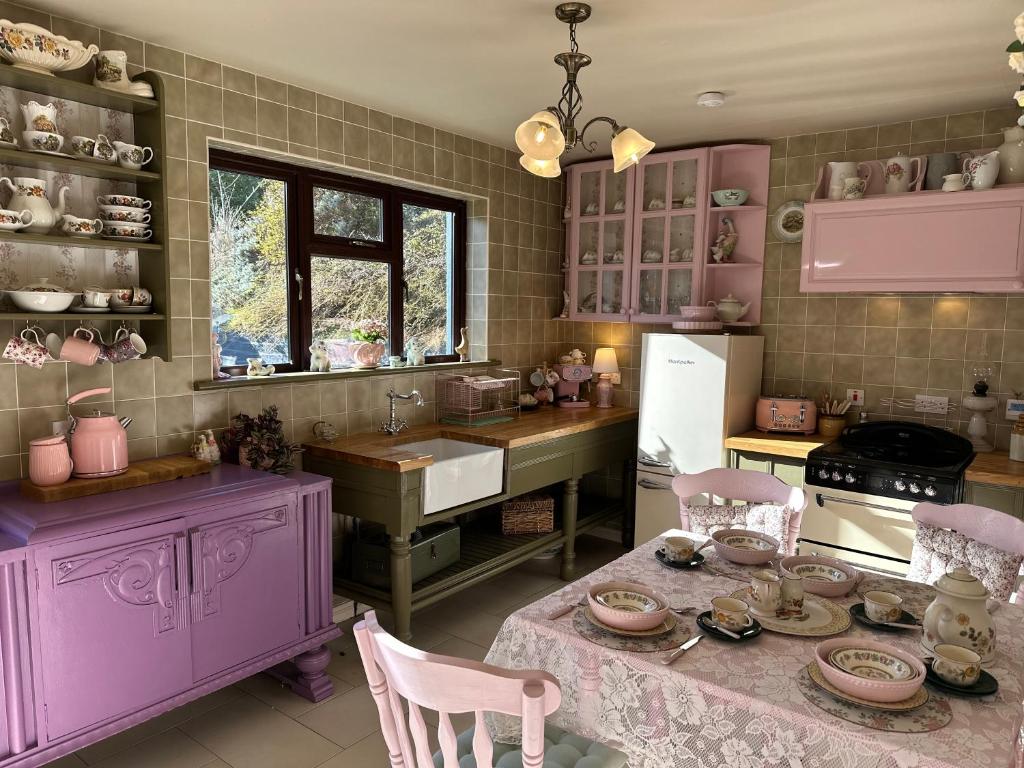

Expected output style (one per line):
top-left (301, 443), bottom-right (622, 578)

top-left (303, 407), bottom-right (639, 472)
top-left (723, 430), bottom-right (830, 459)
top-left (964, 451), bottom-right (1024, 488)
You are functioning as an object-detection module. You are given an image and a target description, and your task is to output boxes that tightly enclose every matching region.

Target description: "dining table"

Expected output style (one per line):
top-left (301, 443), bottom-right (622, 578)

top-left (484, 530), bottom-right (1024, 768)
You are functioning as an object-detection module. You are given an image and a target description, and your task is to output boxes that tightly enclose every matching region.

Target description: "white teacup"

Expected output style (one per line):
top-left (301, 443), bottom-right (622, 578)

top-left (663, 536), bottom-right (695, 562)
top-left (864, 590), bottom-right (903, 623)
top-left (931, 643), bottom-right (981, 687)
top-left (82, 288), bottom-right (110, 308)
top-left (112, 140), bottom-right (153, 170)
top-left (711, 596), bottom-right (753, 631)
top-left (748, 569), bottom-right (781, 617)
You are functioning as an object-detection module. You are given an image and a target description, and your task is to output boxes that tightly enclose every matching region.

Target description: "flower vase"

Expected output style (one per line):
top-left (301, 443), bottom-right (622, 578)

top-left (352, 341), bottom-right (386, 369)
top-left (998, 126), bottom-right (1024, 185)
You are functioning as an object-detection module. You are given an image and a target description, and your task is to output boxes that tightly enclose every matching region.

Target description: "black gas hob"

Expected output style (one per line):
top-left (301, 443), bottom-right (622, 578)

top-left (804, 421), bottom-right (975, 504)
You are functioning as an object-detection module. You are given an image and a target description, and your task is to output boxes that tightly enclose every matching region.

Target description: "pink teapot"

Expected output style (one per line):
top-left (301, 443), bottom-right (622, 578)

top-left (66, 387), bottom-right (132, 478)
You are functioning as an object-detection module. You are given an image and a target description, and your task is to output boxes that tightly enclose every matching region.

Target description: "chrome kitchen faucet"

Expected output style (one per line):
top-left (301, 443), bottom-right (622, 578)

top-left (380, 387), bottom-right (424, 435)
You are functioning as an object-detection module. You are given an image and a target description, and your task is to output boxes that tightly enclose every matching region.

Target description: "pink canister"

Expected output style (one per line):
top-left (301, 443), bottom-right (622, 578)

top-left (28, 435), bottom-right (73, 486)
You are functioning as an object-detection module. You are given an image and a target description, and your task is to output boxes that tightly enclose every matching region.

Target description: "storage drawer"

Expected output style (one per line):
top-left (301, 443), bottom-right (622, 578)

top-left (352, 523), bottom-right (460, 589)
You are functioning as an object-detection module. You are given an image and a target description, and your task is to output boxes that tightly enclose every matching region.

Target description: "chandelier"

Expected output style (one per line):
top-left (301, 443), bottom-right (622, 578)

top-left (515, 2), bottom-right (655, 178)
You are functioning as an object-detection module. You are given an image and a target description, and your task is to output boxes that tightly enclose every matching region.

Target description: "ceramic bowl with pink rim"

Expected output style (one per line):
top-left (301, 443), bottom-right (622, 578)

top-left (814, 638), bottom-right (926, 703)
top-left (587, 581), bottom-right (669, 631)
top-left (678, 305), bottom-right (716, 321)
top-left (708, 528), bottom-right (780, 565)
top-left (779, 555), bottom-right (861, 597)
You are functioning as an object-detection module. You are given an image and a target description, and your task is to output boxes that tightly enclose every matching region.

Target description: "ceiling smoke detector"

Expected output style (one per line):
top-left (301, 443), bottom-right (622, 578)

top-left (697, 92), bottom-right (726, 108)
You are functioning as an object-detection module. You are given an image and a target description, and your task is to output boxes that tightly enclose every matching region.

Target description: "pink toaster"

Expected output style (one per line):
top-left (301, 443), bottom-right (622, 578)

top-left (755, 396), bottom-right (817, 434)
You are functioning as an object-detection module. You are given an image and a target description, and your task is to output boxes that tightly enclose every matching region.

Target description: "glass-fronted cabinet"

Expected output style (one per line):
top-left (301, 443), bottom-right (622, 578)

top-left (568, 159), bottom-right (635, 319)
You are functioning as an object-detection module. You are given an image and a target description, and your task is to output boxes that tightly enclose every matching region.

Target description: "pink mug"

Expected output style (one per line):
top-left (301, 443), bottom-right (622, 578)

top-left (28, 435), bottom-right (73, 486)
top-left (3, 326), bottom-right (50, 368)
top-left (59, 328), bottom-right (101, 366)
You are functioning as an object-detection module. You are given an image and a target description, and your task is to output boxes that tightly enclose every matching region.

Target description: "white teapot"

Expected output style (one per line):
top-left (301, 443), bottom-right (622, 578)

top-left (0, 176), bottom-right (68, 234)
top-left (707, 293), bottom-right (750, 323)
top-left (921, 568), bottom-right (996, 663)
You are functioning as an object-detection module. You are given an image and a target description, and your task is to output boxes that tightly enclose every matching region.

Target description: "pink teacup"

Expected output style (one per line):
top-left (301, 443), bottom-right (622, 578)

top-left (59, 328), bottom-right (101, 366)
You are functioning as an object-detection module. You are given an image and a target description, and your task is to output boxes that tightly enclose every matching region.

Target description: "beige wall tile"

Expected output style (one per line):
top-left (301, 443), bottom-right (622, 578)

top-left (144, 43), bottom-right (184, 75)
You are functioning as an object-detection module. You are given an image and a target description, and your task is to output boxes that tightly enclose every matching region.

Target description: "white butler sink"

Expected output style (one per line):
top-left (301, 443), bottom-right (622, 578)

top-left (399, 438), bottom-right (504, 514)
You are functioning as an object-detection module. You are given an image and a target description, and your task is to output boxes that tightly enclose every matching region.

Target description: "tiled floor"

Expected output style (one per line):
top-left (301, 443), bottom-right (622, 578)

top-left (50, 534), bottom-right (625, 768)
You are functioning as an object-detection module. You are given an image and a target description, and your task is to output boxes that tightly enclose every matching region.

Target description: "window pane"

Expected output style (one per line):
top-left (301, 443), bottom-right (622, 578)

top-left (313, 186), bottom-right (383, 241)
top-left (311, 256), bottom-right (389, 366)
top-left (403, 204), bottom-right (455, 356)
top-left (209, 168), bottom-right (291, 367)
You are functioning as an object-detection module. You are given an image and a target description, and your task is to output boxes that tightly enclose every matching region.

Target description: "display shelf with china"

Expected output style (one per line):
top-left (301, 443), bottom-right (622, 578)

top-left (0, 66), bottom-right (171, 359)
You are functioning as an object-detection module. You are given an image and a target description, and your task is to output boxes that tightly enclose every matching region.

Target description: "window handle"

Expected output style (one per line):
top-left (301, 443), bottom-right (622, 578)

top-left (402, 279), bottom-right (409, 301)
top-left (294, 268), bottom-right (303, 301)
top-left (349, 239), bottom-right (374, 248)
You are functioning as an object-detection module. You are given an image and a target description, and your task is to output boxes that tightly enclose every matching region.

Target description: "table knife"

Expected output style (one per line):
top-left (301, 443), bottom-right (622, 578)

top-left (661, 634), bottom-right (701, 665)
top-left (545, 595), bottom-right (585, 620)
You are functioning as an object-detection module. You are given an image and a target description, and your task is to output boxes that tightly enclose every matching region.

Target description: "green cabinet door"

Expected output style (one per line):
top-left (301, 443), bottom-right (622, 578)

top-left (965, 481), bottom-right (1024, 519)
top-left (733, 451), bottom-right (806, 486)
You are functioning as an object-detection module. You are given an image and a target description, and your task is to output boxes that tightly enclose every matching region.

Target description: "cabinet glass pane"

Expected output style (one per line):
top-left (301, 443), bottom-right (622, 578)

top-left (578, 221), bottom-right (598, 265)
top-left (642, 163), bottom-right (668, 211)
top-left (669, 215), bottom-right (694, 263)
top-left (580, 171), bottom-right (600, 216)
top-left (601, 271), bottom-right (624, 314)
top-left (638, 269), bottom-right (662, 315)
top-left (666, 270), bottom-right (693, 314)
top-left (640, 218), bottom-right (665, 263)
top-left (603, 169), bottom-right (627, 215)
top-left (671, 158), bottom-right (699, 209)
top-left (577, 270), bottom-right (598, 314)
top-left (603, 220), bottom-right (625, 264)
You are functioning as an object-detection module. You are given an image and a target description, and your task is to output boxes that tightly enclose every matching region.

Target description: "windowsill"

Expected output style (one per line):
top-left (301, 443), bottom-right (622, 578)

top-left (193, 359), bottom-right (500, 391)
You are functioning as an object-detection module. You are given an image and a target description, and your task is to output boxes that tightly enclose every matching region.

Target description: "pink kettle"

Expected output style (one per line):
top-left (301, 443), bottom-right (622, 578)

top-left (66, 387), bottom-right (132, 478)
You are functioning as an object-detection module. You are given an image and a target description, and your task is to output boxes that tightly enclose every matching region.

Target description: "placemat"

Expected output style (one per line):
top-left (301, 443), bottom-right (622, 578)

top-left (572, 608), bottom-right (691, 652)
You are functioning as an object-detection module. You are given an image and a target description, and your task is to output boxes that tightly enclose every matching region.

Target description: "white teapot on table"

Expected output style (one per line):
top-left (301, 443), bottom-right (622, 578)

top-left (0, 176), bottom-right (68, 234)
top-left (922, 568), bottom-right (996, 663)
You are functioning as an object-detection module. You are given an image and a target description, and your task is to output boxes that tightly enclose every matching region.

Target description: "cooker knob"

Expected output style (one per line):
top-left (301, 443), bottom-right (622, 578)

top-left (924, 485), bottom-right (937, 497)
top-left (831, 471), bottom-right (842, 482)
top-left (818, 468), bottom-right (828, 480)
top-left (893, 479), bottom-right (907, 492)
top-left (844, 473), bottom-right (856, 484)
top-left (908, 482), bottom-right (921, 494)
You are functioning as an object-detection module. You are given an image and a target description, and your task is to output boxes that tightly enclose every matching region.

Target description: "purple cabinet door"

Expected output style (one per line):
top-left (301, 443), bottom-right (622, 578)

top-left (188, 502), bottom-right (301, 681)
top-left (35, 519), bottom-right (191, 740)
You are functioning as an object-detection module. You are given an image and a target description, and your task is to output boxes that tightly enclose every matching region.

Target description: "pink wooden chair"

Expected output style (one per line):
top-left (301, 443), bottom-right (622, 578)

top-left (671, 467), bottom-right (807, 555)
top-left (353, 610), bottom-right (628, 768)
top-left (909, 502), bottom-right (1024, 603)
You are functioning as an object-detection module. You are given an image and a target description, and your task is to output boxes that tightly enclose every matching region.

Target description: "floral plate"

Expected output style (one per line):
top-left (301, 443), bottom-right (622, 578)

top-left (849, 602), bottom-right (920, 632)
top-left (805, 663), bottom-right (931, 714)
top-left (731, 588), bottom-right (851, 637)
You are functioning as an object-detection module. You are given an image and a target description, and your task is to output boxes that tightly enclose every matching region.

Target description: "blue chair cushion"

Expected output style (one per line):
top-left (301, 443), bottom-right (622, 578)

top-left (433, 725), bottom-right (627, 768)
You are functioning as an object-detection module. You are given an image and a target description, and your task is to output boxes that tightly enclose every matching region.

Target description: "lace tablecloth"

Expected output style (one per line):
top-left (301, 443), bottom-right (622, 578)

top-left (485, 530), bottom-right (1024, 768)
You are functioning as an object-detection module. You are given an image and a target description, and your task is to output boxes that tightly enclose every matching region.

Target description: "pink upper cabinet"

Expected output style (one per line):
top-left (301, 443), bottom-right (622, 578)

top-left (801, 186), bottom-right (1024, 293)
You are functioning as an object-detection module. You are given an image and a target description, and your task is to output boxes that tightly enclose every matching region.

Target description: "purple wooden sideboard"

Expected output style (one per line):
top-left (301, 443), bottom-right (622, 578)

top-left (0, 464), bottom-right (340, 767)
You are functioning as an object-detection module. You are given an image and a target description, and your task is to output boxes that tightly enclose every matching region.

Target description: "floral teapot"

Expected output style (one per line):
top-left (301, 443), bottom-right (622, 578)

top-left (921, 568), bottom-right (996, 663)
top-left (20, 101), bottom-right (58, 133)
top-left (0, 176), bottom-right (68, 234)
top-left (707, 293), bottom-right (750, 323)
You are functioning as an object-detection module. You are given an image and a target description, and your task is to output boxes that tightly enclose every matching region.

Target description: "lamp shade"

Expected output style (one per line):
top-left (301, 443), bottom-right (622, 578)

top-left (611, 127), bottom-right (655, 172)
top-left (519, 154), bottom-right (561, 178)
top-left (515, 110), bottom-right (565, 161)
top-left (593, 347), bottom-right (619, 374)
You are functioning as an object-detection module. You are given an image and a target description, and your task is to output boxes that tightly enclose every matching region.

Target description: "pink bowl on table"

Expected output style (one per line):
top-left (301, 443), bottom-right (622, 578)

top-left (780, 555), bottom-right (862, 597)
top-left (587, 581), bottom-right (669, 631)
top-left (678, 305), bottom-right (716, 321)
top-left (814, 638), bottom-right (926, 703)
top-left (705, 528), bottom-right (780, 565)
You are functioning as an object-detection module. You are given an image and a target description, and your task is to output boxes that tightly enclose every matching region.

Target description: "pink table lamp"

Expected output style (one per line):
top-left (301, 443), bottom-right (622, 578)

top-left (593, 347), bottom-right (619, 408)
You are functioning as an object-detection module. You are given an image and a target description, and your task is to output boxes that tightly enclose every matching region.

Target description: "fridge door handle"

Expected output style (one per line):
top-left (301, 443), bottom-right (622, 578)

top-left (638, 478), bottom-right (673, 491)
top-left (638, 456), bottom-right (672, 468)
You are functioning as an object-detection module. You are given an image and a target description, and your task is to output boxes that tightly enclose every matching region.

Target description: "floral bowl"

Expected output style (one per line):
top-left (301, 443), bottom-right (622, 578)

top-left (828, 646), bottom-right (919, 681)
top-left (587, 581), bottom-right (669, 631)
top-left (708, 528), bottom-right (779, 565)
top-left (712, 188), bottom-right (749, 206)
top-left (0, 21), bottom-right (98, 75)
top-left (814, 638), bottom-right (926, 703)
top-left (779, 555), bottom-right (861, 597)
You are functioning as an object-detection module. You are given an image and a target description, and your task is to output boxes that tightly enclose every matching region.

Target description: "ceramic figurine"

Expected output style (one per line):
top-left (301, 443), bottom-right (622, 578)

top-left (560, 290), bottom-right (569, 318)
top-left (641, 249), bottom-right (662, 263)
top-left (192, 431), bottom-right (220, 463)
top-left (710, 216), bottom-right (738, 263)
top-left (246, 358), bottom-right (274, 377)
top-left (612, 199), bottom-right (625, 212)
top-left (309, 340), bottom-right (330, 372)
top-left (648, 197), bottom-right (665, 210)
top-left (682, 194), bottom-right (697, 208)
top-left (204, 430), bottom-right (220, 464)
top-left (211, 332), bottom-right (230, 379)
top-left (584, 201), bottom-right (598, 215)
top-left (406, 337), bottom-right (425, 366)
top-left (455, 327), bottom-right (469, 362)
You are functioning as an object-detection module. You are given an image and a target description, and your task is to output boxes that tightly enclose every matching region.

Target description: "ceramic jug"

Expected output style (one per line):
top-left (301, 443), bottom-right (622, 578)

top-left (963, 151), bottom-right (1000, 190)
top-left (827, 161), bottom-right (872, 200)
top-left (19, 100), bottom-right (57, 133)
top-left (997, 126), bottom-right (1024, 184)
top-left (925, 152), bottom-right (971, 190)
top-left (707, 293), bottom-right (750, 323)
top-left (0, 176), bottom-right (68, 234)
top-left (883, 154), bottom-right (923, 194)
top-left (921, 568), bottom-right (996, 663)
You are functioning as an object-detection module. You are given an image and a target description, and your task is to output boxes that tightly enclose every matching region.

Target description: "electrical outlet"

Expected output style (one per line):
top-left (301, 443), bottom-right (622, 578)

top-left (846, 389), bottom-right (864, 406)
top-left (914, 394), bottom-right (949, 414)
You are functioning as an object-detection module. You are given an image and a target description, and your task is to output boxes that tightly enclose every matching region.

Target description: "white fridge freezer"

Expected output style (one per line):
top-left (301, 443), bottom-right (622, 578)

top-left (633, 333), bottom-right (764, 546)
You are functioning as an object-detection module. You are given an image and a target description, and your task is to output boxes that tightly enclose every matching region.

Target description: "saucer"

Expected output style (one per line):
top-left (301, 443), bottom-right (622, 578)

top-left (655, 549), bottom-right (705, 570)
top-left (696, 610), bottom-right (761, 642)
top-left (849, 603), bottom-right (920, 632)
top-left (103, 234), bottom-right (151, 242)
top-left (923, 665), bottom-right (998, 697)
top-left (29, 149), bottom-right (69, 157)
top-left (111, 306), bottom-right (153, 314)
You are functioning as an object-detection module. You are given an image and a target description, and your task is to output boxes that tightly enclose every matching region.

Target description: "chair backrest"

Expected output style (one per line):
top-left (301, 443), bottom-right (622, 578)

top-left (353, 610), bottom-right (561, 768)
top-left (671, 467), bottom-right (807, 555)
top-left (911, 502), bottom-right (1024, 602)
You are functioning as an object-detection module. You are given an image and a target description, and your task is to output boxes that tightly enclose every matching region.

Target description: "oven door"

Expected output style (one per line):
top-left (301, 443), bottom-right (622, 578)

top-left (799, 484), bottom-right (916, 575)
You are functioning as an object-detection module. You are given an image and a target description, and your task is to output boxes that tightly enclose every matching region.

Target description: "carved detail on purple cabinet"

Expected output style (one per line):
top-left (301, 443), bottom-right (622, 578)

top-left (194, 508), bottom-right (289, 621)
top-left (53, 537), bottom-right (178, 635)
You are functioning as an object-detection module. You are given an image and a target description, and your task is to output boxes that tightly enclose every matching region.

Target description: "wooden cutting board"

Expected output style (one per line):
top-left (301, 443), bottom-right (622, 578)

top-left (20, 455), bottom-right (214, 503)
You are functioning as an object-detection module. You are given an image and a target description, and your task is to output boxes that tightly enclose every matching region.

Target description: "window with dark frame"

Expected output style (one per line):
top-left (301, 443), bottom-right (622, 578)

top-left (207, 149), bottom-right (467, 375)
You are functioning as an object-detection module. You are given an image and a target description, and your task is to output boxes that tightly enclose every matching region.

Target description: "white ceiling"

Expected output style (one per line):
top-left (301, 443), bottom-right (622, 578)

top-left (31, 0), bottom-right (1022, 155)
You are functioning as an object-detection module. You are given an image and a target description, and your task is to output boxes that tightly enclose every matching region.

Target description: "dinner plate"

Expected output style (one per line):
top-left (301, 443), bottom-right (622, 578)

top-left (731, 588), bottom-right (851, 637)
top-left (655, 548), bottom-right (705, 569)
top-left (582, 606), bottom-right (676, 637)
top-left (923, 664), bottom-right (998, 697)
top-left (696, 610), bottom-right (761, 642)
top-left (849, 603), bottom-right (920, 632)
top-left (806, 662), bottom-right (928, 711)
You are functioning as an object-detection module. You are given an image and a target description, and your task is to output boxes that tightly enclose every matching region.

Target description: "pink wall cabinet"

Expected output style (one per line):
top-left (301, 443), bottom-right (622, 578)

top-left (801, 186), bottom-right (1024, 293)
top-left (0, 465), bottom-right (340, 767)
top-left (564, 143), bottom-right (770, 323)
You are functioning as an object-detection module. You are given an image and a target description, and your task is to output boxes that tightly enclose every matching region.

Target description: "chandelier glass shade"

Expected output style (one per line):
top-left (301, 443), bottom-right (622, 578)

top-left (519, 154), bottom-right (562, 178)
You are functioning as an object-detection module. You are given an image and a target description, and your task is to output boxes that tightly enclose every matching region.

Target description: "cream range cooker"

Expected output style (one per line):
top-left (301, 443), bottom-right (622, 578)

top-left (800, 422), bottom-right (975, 575)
